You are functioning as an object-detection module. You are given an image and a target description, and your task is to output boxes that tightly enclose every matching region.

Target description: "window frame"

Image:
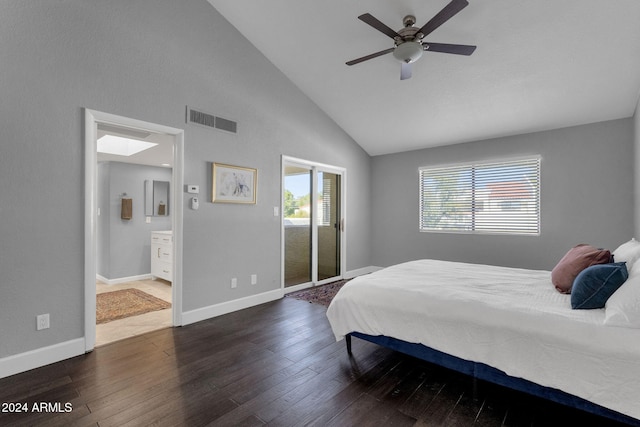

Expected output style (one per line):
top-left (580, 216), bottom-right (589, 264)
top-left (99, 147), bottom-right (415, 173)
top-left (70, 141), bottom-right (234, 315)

top-left (418, 156), bottom-right (541, 236)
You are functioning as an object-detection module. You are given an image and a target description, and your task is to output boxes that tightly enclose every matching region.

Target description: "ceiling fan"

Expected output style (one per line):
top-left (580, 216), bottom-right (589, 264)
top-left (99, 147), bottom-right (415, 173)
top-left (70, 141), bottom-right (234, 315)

top-left (346, 0), bottom-right (476, 80)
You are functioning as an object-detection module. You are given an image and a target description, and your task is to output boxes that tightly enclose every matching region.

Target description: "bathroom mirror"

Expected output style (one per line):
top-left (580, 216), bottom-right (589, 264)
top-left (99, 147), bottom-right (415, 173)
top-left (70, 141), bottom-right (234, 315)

top-left (145, 180), bottom-right (170, 216)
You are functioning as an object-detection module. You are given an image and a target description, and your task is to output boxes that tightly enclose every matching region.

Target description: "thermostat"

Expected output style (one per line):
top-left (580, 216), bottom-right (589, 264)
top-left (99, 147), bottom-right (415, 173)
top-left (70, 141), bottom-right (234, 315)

top-left (187, 185), bottom-right (199, 194)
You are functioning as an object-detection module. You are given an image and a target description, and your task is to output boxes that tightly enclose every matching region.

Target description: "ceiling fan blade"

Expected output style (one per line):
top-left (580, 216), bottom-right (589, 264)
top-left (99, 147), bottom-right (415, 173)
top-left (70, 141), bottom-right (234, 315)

top-left (358, 13), bottom-right (401, 39)
top-left (424, 42), bottom-right (476, 55)
top-left (400, 62), bottom-right (412, 80)
top-left (346, 47), bottom-right (395, 66)
top-left (417, 0), bottom-right (469, 38)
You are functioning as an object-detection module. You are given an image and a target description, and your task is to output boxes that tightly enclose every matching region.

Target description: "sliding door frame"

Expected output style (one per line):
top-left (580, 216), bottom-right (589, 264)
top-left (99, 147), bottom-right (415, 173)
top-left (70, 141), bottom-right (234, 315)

top-left (281, 155), bottom-right (346, 292)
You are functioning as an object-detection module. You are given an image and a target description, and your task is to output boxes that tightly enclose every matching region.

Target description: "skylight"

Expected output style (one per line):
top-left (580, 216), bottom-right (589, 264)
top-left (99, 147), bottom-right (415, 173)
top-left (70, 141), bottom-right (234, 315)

top-left (97, 134), bottom-right (158, 156)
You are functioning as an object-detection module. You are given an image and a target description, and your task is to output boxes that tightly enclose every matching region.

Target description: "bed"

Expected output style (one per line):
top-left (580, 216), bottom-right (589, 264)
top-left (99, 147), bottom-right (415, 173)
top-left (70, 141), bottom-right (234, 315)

top-left (326, 249), bottom-right (640, 425)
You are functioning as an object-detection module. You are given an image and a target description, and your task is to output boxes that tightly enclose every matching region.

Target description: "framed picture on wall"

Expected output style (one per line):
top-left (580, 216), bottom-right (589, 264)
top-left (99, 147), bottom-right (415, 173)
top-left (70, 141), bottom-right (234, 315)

top-left (212, 163), bottom-right (257, 204)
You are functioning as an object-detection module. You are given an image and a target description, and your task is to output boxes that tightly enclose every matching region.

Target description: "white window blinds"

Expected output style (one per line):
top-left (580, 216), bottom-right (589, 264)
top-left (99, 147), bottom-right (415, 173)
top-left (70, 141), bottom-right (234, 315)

top-left (419, 157), bottom-right (540, 235)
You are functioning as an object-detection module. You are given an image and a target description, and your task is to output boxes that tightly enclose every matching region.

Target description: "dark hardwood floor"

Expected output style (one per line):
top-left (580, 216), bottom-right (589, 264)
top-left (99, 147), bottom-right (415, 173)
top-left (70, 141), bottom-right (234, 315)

top-left (0, 297), bottom-right (633, 426)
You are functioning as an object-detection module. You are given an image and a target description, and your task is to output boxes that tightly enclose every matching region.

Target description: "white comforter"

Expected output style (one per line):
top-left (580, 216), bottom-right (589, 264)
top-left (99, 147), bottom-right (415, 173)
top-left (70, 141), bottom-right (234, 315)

top-left (326, 259), bottom-right (640, 420)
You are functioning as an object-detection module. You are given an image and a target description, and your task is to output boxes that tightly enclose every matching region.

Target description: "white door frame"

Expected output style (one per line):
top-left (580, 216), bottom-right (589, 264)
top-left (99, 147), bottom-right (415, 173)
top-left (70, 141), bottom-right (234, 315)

top-left (84, 109), bottom-right (184, 352)
top-left (281, 155), bottom-right (346, 292)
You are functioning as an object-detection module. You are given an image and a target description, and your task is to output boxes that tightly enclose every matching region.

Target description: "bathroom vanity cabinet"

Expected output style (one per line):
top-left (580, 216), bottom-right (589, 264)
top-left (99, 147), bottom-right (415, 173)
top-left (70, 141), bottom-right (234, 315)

top-left (151, 230), bottom-right (172, 282)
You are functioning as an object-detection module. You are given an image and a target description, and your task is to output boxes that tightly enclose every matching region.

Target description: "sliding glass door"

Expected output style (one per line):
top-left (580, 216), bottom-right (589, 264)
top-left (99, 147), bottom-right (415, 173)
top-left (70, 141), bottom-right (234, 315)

top-left (283, 157), bottom-right (344, 290)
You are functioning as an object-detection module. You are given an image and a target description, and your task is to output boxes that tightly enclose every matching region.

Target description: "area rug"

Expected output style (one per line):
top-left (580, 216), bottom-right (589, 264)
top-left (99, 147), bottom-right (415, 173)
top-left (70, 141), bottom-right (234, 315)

top-left (96, 289), bottom-right (171, 324)
top-left (285, 279), bottom-right (349, 307)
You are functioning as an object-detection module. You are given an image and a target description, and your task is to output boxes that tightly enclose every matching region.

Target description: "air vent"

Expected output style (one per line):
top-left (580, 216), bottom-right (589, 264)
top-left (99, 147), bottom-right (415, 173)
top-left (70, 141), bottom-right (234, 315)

top-left (186, 106), bottom-right (237, 134)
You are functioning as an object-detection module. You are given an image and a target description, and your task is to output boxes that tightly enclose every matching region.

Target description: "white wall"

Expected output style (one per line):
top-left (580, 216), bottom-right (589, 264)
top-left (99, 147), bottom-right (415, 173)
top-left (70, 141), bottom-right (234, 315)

top-left (371, 119), bottom-right (635, 270)
top-left (0, 1), bottom-right (371, 362)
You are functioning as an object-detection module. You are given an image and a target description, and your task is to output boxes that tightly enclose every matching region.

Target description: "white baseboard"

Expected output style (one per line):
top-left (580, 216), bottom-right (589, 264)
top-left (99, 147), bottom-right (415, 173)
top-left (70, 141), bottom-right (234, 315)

top-left (96, 273), bottom-right (153, 285)
top-left (182, 288), bottom-right (284, 326)
top-left (182, 267), bottom-right (381, 326)
top-left (0, 338), bottom-right (85, 379)
top-left (345, 265), bottom-right (383, 279)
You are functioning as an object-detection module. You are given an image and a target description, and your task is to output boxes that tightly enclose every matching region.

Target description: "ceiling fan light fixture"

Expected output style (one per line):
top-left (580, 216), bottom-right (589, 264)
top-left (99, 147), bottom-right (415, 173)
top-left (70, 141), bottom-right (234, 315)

top-left (393, 41), bottom-right (423, 64)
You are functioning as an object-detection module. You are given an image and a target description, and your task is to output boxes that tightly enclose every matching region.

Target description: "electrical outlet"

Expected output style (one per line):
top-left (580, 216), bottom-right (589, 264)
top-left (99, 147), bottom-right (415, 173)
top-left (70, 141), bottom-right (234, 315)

top-left (231, 278), bottom-right (237, 289)
top-left (37, 314), bottom-right (50, 330)
top-left (251, 274), bottom-right (257, 285)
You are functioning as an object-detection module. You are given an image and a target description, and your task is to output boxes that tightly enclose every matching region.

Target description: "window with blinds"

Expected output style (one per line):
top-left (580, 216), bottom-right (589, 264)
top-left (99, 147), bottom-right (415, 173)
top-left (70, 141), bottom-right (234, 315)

top-left (321, 176), bottom-right (332, 226)
top-left (419, 157), bottom-right (540, 235)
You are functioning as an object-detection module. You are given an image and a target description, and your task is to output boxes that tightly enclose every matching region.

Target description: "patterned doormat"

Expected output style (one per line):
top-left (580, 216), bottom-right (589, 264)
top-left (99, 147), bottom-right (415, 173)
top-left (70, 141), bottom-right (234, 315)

top-left (97, 289), bottom-right (171, 324)
top-left (285, 279), bottom-right (349, 307)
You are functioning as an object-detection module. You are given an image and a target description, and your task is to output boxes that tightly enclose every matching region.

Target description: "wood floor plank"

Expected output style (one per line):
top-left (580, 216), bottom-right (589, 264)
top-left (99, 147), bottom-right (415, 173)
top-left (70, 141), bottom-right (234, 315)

top-left (442, 390), bottom-right (484, 426)
top-left (207, 367), bottom-right (320, 426)
top-left (398, 364), bottom-right (446, 419)
top-left (473, 397), bottom-right (509, 427)
top-left (221, 363), bottom-right (292, 403)
top-left (324, 393), bottom-right (417, 427)
top-left (254, 377), bottom-right (346, 425)
top-left (415, 375), bottom-right (468, 426)
top-left (118, 384), bottom-right (236, 427)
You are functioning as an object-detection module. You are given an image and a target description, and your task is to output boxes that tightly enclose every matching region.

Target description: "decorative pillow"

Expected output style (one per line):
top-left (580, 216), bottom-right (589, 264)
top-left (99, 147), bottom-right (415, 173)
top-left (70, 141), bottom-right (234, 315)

top-left (604, 272), bottom-right (640, 328)
top-left (612, 238), bottom-right (640, 272)
top-left (551, 244), bottom-right (612, 293)
top-left (571, 262), bottom-right (627, 309)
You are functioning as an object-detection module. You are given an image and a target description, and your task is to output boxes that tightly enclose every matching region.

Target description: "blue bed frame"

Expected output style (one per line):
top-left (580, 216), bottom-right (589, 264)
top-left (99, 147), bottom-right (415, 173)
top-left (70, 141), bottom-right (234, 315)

top-left (346, 332), bottom-right (639, 426)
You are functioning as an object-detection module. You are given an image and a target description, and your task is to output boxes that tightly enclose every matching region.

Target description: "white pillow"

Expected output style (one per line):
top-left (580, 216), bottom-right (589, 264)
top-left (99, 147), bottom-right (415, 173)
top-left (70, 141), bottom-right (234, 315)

top-left (613, 238), bottom-right (640, 271)
top-left (604, 273), bottom-right (640, 328)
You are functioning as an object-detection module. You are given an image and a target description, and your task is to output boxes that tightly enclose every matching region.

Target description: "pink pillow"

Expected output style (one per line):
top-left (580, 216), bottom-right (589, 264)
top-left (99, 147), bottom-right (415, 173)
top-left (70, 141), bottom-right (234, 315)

top-left (551, 244), bottom-right (612, 293)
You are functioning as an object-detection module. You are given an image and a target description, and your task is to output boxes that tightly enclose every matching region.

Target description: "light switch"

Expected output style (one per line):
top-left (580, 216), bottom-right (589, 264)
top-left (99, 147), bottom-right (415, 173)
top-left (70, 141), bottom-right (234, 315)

top-left (187, 185), bottom-right (199, 194)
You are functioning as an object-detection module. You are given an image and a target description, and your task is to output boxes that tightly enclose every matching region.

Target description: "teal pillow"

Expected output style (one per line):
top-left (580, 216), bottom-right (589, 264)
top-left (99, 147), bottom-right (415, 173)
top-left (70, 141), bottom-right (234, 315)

top-left (571, 262), bottom-right (628, 309)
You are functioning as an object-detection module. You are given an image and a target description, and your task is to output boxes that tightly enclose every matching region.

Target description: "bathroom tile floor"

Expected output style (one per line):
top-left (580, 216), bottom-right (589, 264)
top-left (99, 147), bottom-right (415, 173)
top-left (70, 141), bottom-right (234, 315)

top-left (95, 278), bottom-right (172, 347)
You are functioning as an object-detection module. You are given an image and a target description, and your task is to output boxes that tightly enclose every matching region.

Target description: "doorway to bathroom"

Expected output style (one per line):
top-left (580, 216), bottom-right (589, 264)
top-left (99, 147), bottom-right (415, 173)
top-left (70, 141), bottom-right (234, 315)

top-left (84, 109), bottom-right (184, 351)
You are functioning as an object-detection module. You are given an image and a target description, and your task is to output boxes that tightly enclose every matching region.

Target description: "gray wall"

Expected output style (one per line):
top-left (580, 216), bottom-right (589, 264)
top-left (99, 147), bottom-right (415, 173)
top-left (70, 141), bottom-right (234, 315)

top-left (0, 1), bottom-right (371, 359)
top-left (634, 96), bottom-right (640, 237)
top-left (97, 162), bottom-right (172, 280)
top-left (371, 118), bottom-right (635, 270)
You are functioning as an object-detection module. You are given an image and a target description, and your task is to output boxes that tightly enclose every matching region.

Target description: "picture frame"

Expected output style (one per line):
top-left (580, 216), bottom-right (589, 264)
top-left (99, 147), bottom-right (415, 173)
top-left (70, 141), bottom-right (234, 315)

top-left (212, 163), bottom-right (257, 204)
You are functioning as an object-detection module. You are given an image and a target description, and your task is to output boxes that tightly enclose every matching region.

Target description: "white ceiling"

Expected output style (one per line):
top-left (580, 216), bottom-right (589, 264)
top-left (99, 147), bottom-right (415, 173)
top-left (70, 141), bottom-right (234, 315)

top-left (209, 0), bottom-right (640, 156)
top-left (97, 124), bottom-right (174, 168)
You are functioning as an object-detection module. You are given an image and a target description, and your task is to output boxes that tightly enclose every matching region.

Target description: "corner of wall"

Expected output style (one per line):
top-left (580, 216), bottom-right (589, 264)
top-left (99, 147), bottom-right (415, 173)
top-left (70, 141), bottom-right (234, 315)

top-left (634, 94), bottom-right (640, 238)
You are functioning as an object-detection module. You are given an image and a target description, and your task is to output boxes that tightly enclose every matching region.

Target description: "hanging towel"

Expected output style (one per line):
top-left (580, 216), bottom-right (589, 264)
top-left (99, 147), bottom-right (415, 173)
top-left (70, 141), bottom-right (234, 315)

top-left (121, 198), bottom-right (133, 220)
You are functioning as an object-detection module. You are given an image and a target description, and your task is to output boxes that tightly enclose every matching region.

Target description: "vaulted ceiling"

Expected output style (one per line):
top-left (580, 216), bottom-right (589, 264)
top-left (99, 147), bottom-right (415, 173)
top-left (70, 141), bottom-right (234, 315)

top-left (209, 0), bottom-right (640, 156)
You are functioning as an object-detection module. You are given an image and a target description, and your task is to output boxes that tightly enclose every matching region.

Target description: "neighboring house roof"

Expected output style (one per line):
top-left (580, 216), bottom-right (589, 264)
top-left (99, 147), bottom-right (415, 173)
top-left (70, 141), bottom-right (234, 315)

top-left (486, 182), bottom-right (533, 199)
